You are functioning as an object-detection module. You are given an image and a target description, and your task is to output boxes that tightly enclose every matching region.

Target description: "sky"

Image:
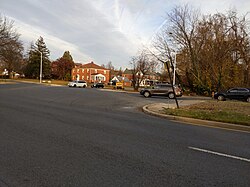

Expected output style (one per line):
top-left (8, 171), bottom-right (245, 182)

top-left (1, 0), bottom-right (249, 69)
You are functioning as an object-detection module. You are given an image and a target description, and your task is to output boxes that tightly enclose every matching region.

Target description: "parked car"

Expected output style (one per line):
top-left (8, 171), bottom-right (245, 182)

top-left (214, 88), bottom-right (250, 102)
top-left (91, 83), bottom-right (104, 88)
top-left (68, 80), bottom-right (87, 88)
top-left (140, 84), bottom-right (182, 98)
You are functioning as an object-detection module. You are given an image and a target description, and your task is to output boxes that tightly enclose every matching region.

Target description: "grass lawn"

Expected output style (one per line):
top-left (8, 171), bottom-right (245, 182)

top-left (163, 100), bottom-right (250, 126)
top-left (14, 78), bottom-right (69, 86)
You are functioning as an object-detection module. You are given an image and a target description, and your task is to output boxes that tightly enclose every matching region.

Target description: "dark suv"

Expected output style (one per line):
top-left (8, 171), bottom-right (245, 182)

top-left (91, 83), bottom-right (104, 88)
top-left (214, 88), bottom-right (250, 102)
top-left (140, 84), bottom-right (182, 98)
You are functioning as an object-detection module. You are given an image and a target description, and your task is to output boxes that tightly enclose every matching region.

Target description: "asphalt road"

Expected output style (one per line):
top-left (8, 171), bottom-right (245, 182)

top-left (0, 82), bottom-right (249, 187)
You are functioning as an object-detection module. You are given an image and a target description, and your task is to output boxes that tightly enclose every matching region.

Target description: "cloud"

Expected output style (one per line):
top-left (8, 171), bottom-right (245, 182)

top-left (10, 17), bottom-right (92, 63)
top-left (1, 0), bottom-right (141, 68)
top-left (1, 0), bottom-right (249, 69)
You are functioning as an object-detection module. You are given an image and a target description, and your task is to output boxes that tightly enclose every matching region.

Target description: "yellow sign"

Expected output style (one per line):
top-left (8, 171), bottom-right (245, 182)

top-left (115, 82), bottom-right (124, 89)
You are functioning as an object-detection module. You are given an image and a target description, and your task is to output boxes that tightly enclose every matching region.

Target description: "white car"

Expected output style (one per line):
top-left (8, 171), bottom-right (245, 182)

top-left (68, 80), bottom-right (87, 88)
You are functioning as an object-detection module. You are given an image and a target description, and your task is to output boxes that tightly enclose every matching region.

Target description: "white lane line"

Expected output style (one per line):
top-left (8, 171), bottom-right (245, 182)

top-left (188, 146), bottom-right (250, 163)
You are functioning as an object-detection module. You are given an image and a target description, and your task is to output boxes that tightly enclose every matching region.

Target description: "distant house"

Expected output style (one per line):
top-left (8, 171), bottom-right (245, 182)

top-left (71, 61), bottom-right (110, 83)
top-left (122, 68), bottom-right (160, 87)
top-left (110, 75), bottom-right (131, 86)
top-left (110, 76), bottom-right (120, 83)
top-left (122, 68), bottom-right (133, 81)
top-left (1, 69), bottom-right (8, 76)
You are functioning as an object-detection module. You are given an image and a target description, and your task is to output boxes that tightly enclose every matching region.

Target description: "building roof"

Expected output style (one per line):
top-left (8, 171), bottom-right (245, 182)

top-left (123, 68), bottom-right (133, 74)
top-left (111, 75), bottom-right (130, 82)
top-left (74, 63), bottom-right (82, 67)
top-left (78, 61), bottom-right (108, 70)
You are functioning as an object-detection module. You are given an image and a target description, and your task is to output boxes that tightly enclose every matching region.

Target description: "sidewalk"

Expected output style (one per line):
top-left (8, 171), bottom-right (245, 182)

top-left (143, 99), bottom-right (250, 133)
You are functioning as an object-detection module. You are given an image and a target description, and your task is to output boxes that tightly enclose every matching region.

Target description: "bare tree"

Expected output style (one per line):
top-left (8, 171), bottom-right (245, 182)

top-left (150, 5), bottom-right (201, 92)
top-left (1, 40), bottom-right (23, 77)
top-left (193, 10), bottom-right (250, 91)
top-left (167, 5), bottom-right (202, 86)
top-left (149, 32), bottom-right (180, 108)
top-left (131, 50), bottom-right (157, 91)
top-left (152, 5), bottom-right (250, 95)
top-left (106, 61), bottom-right (114, 70)
top-left (0, 14), bottom-right (23, 75)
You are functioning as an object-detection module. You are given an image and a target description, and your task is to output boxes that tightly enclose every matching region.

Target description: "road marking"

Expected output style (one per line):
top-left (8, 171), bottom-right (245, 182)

top-left (122, 106), bottom-right (134, 109)
top-left (188, 146), bottom-right (250, 163)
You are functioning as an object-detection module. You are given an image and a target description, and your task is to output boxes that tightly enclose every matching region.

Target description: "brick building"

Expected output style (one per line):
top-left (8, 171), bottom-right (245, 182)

top-left (122, 68), bottom-right (133, 81)
top-left (72, 62), bottom-right (110, 83)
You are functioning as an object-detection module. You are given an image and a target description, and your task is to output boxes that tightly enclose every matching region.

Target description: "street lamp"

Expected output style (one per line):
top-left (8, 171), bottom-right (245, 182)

top-left (166, 32), bottom-right (179, 108)
top-left (172, 52), bottom-right (176, 85)
top-left (38, 50), bottom-right (42, 83)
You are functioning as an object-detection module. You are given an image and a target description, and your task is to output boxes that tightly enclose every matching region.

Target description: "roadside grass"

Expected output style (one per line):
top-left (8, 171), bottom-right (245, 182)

top-left (49, 80), bottom-right (68, 85)
top-left (15, 78), bottom-right (68, 85)
top-left (163, 100), bottom-right (250, 126)
top-left (12, 78), bottom-right (136, 90)
top-left (0, 78), bottom-right (17, 83)
top-left (0, 78), bottom-right (8, 82)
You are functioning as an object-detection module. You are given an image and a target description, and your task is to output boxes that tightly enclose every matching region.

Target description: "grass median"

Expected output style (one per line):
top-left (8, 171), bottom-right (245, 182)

top-left (163, 100), bottom-right (250, 126)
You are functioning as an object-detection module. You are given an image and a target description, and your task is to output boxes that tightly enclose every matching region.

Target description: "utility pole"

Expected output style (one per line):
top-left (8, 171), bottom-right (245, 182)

top-left (173, 52), bottom-right (176, 85)
top-left (38, 50), bottom-right (42, 83)
top-left (164, 61), bottom-right (179, 109)
top-left (168, 32), bottom-right (177, 86)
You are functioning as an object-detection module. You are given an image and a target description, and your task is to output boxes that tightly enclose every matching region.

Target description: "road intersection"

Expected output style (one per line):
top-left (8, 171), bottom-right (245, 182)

top-left (0, 82), bottom-right (249, 186)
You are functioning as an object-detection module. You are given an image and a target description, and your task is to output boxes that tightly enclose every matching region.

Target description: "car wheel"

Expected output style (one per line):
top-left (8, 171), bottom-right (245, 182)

top-left (83, 85), bottom-right (86, 88)
top-left (73, 84), bottom-right (76, 87)
top-left (168, 92), bottom-right (175, 99)
top-left (247, 97), bottom-right (250, 102)
top-left (218, 95), bottom-right (225, 101)
top-left (143, 91), bottom-right (151, 98)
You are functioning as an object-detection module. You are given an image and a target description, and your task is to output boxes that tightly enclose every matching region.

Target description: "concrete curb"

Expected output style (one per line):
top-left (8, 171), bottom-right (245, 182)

top-left (99, 88), bottom-right (138, 94)
top-left (142, 104), bottom-right (250, 133)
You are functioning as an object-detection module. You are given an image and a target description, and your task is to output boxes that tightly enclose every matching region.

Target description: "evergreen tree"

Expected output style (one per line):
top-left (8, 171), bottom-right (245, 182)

top-left (62, 51), bottom-right (73, 61)
top-left (24, 37), bottom-right (51, 79)
top-left (51, 51), bottom-right (74, 80)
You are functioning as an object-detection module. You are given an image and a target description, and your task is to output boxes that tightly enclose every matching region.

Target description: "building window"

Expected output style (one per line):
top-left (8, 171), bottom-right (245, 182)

top-left (95, 69), bottom-right (97, 73)
top-left (87, 76), bottom-right (89, 80)
top-left (82, 76), bottom-right (84, 80)
top-left (87, 69), bottom-right (89, 73)
top-left (104, 70), bottom-right (106, 74)
top-left (77, 69), bottom-right (79, 73)
top-left (82, 69), bottom-right (84, 73)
